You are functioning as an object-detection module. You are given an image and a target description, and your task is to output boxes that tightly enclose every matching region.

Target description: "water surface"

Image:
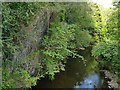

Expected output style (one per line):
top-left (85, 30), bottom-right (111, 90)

top-left (34, 47), bottom-right (108, 88)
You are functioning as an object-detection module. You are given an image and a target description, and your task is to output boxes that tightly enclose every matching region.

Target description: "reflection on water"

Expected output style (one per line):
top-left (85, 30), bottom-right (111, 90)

top-left (33, 47), bottom-right (108, 88)
top-left (74, 71), bottom-right (104, 88)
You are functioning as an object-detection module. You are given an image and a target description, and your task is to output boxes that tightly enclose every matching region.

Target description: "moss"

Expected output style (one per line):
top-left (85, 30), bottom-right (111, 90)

top-left (117, 79), bottom-right (120, 84)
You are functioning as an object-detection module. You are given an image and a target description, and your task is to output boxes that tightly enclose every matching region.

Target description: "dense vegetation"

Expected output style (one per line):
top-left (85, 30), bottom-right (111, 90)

top-left (92, 2), bottom-right (120, 80)
top-left (1, 1), bottom-right (120, 89)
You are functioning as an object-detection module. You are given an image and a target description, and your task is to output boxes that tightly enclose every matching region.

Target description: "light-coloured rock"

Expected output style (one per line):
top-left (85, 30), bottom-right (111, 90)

top-left (100, 70), bottom-right (120, 88)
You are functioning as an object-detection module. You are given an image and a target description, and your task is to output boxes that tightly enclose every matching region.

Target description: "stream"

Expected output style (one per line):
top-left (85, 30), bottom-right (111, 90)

top-left (33, 47), bottom-right (108, 88)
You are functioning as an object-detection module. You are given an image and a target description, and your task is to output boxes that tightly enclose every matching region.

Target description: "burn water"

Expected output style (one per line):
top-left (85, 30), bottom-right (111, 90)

top-left (33, 47), bottom-right (108, 88)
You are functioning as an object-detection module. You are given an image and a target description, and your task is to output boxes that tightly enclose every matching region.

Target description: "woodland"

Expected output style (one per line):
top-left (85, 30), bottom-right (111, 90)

top-left (1, 1), bottom-right (120, 88)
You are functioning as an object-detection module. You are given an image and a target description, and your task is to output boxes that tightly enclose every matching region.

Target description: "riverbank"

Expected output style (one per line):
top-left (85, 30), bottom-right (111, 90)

top-left (93, 48), bottom-right (120, 89)
top-left (100, 70), bottom-right (120, 88)
top-left (33, 47), bottom-right (108, 88)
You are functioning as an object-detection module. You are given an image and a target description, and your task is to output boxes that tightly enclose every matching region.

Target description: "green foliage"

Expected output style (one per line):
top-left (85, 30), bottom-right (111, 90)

top-left (2, 60), bottom-right (39, 88)
top-left (89, 3), bottom-right (103, 42)
top-left (2, 2), bottom-right (101, 89)
top-left (2, 2), bottom-right (44, 88)
top-left (2, 2), bottom-right (41, 59)
top-left (106, 8), bottom-right (118, 41)
top-left (66, 2), bottom-right (95, 29)
top-left (92, 42), bottom-right (118, 61)
top-left (40, 22), bottom-right (84, 79)
top-left (75, 29), bottom-right (93, 48)
top-left (92, 40), bottom-right (119, 76)
top-left (2, 2), bottom-right (88, 88)
top-left (65, 2), bottom-right (94, 48)
top-left (117, 79), bottom-right (120, 84)
top-left (91, 1), bottom-right (120, 78)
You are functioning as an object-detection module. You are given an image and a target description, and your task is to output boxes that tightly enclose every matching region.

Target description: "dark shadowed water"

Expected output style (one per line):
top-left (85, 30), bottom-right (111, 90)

top-left (33, 47), bottom-right (108, 88)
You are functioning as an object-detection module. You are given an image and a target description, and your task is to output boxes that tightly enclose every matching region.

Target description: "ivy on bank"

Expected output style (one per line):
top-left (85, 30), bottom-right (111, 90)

top-left (2, 2), bottom-right (45, 88)
top-left (2, 2), bottom-right (94, 88)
